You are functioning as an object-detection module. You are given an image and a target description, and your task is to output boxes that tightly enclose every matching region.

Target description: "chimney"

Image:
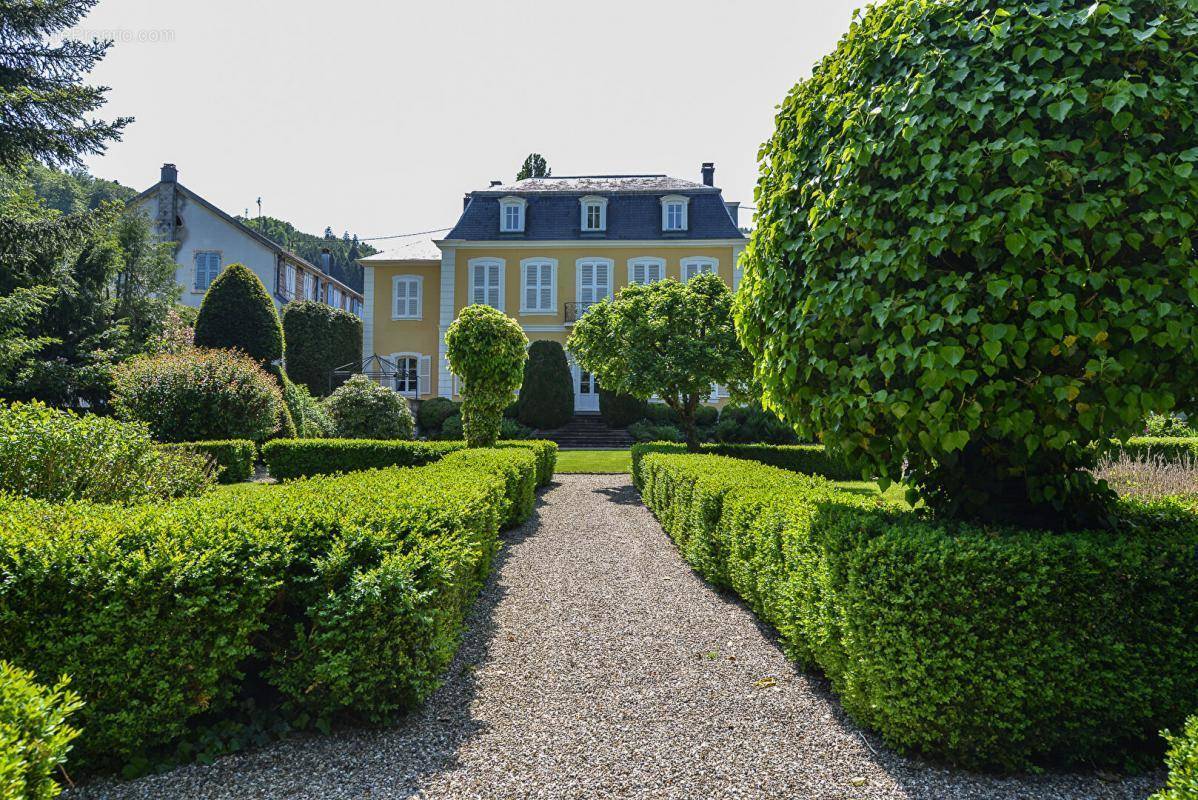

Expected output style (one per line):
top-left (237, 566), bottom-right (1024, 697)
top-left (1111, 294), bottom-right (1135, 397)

top-left (724, 201), bottom-right (740, 227)
top-left (320, 248), bottom-right (331, 274)
top-left (155, 163), bottom-right (180, 244)
top-left (463, 194), bottom-right (472, 211)
top-left (161, 163), bottom-right (178, 183)
top-left (701, 162), bottom-right (715, 187)
top-left (489, 180), bottom-right (503, 187)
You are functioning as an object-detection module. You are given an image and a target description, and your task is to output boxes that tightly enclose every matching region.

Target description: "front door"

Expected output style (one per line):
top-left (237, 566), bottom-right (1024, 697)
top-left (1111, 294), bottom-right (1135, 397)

top-left (574, 365), bottom-right (600, 413)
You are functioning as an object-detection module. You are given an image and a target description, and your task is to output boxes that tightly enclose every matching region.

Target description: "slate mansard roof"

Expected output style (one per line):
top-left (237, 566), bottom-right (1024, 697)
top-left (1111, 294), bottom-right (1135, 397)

top-left (446, 174), bottom-right (744, 242)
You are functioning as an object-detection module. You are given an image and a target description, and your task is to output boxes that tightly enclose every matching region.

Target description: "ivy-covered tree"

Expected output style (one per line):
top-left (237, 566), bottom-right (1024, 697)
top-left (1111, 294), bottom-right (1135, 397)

top-left (516, 153), bottom-right (551, 181)
top-left (569, 273), bottom-right (750, 451)
top-left (194, 264), bottom-right (284, 364)
top-left (444, 305), bottom-right (528, 447)
top-left (0, 0), bottom-right (131, 168)
top-left (737, 0), bottom-right (1198, 526)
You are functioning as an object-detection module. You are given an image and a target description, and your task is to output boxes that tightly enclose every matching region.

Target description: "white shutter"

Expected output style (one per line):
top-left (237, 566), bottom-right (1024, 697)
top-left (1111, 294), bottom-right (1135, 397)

top-left (652, 263), bottom-right (664, 282)
top-left (538, 265), bottom-right (551, 310)
top-left (487, 263), bottom-right (501, 308)
top-left (409, 280), bottom-right (420, 318)
top-left (524, 264), bottom-right (538, 310)
top-left (419, 355), bottom-right (431, 396)
top-left (632, 263), bottom-right (645, 285)
top-left (595, 262), bottom-right (609, 299)
top-left (472, 264), bottom-right (485, 305)
top-left (579, 262), bottom-right (594, 304)
top-left (394, 279), bottom-right (407, 317)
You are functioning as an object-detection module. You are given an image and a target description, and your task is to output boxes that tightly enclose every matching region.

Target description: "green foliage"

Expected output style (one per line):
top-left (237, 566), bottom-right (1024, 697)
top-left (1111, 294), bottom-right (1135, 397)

top-left (161, 440), bottom-right (256, 484)
top-left (417, 397), bottom-right (459, 433)
top-left (500, 418), bottom-right (533, 440)
top-left (22, 162), bottom-right (135, 215)
top-left (630, 442), bottom-right (856, 486)
top-left (598, 389), bottom-right (645, 429)
top-left (1146, 413), bottom-right (1198, 438)
top-left (628, 420), bottom-right (683, 443)
top-left (239, 217), bottom-right (375, 293)
top-left (1116, 436), bottom-right (1198, 462)
top-left (0, 0), bottom-right (131, 169)
top-left (0, 661), bottom-right (81, 800)
top-left (440, 413), bottom-right (463, 440)
top-left (324, 374), bottom-right (414, 440)
top-left (515, 340), bottom-right (573, 429)
top-left (0, 448), bottom-right (538, 769)
top-left (445, 305), bottom-right (529, 447)
top-left (713, 403), bottom-right (798, 444)
top-left (516, 153), bottom-right (551, 181)
top-left (0, 400), bottom-right (213, 503)
top-left (739, 0), bottom-right (1198, 526)
top-left (1153, 715), bottom-right (1198, 800)
top-left (193, 264), bottom-right (284, 364)
top-left (282, 301), bottom-right (362, 396)
top-left (112, 348), bottom-right (284, 443)
top-left (0, 285), bottom-right (54, 384)
top-left (637, 453), bottom-right (1198, 769)
top-left (280, 374), bottom-right (333, 438)
top-left (569, 273), bottom-right (749, 451)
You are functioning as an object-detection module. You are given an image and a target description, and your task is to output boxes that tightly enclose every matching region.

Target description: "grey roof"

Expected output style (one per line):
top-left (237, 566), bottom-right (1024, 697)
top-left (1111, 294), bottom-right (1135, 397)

top-left (447, 175), bottom-right (744, 242)
top-left (359, 232), bottom-right (446, 264)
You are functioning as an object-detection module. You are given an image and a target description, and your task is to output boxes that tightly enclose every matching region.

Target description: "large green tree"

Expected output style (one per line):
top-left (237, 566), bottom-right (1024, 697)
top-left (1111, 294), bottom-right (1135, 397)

top-left (569, 273), bottom-right (750, 451)
top-left (737, 0), bottom-right (1198, 527)
top-left (516, 153), bottom-right (551, 181)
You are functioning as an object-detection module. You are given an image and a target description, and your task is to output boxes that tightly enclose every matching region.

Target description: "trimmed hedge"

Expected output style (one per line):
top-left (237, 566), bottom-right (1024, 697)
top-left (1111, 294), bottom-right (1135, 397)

top-left (1153, 715), bottom-right (1198, 800)
top-left (631, 442), bottom-right (857, 485)
top-left (1117, 437), bottom-right (1198, 462)
top-left (282, 301), bottom-right (362, 396)
top-left (516, 340), bottom-right (573, 430)
top-left (0, 661), bottom-right (81, 800)
top-left (636, 452), bottom-right (1198, 769)
top-left (0, 448), bottom-right (537, 770)
top-left (193, 263), bottom-right (284, 365)
top-left (162, 440), bottom-right (256, 484)
top-left (262, 438), bottom-right (557, 488)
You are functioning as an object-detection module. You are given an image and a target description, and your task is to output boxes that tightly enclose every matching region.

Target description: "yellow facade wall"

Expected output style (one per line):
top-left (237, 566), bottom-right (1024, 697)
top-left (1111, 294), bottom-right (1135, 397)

top-left (367, 260), bottom-right (442, 398)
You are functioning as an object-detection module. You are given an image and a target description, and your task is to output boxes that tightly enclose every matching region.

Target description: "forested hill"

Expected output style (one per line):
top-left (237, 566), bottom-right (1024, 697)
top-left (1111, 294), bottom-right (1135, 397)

top-left (238, 216), bottom-right (376, 293)
top-left (23, 162), bottom-right (137, 213)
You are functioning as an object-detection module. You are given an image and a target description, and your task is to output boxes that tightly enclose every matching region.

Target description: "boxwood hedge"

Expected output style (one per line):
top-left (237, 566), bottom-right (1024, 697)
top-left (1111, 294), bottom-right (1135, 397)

top-left (0, 661), bottom-right (81, 799)
top-left (161, 440), bottom-right (257, 484)
top-left (0, 448), bottom-right (538, 770)
top-left (630, 441), bottom-right (856, 485)
top-left (636, 452), bottom-right (1198, 770)
top-left (1117, 437), bottom-right (1198, 462)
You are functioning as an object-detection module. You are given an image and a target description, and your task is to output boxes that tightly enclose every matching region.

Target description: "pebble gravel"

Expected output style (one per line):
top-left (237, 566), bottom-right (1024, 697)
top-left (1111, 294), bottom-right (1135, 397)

top-left (70, 474), bottom-right (1161, 800)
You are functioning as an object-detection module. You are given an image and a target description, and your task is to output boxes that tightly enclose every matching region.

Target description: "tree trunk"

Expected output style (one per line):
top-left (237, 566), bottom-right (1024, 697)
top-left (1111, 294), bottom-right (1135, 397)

top-left (680, 394), bottom-right (701, 453)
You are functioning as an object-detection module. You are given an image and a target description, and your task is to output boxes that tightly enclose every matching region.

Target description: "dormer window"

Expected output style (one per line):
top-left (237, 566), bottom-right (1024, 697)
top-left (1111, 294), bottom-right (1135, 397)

top-left (580, 195), bottom-right (607, 232)
top-left (499, 196), bottom-right (527, 233)
top-left (660, 195), bottom-right (689, 232)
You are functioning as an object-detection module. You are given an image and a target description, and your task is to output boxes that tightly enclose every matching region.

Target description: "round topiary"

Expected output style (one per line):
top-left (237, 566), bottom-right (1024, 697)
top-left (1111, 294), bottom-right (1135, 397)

top-left (323, 374), bottom-right (414, 439)
top-left (417, 396), bottom-right (459, 433)
top-left (194, 263), bottom-right (284, 364)
top-left (282, 301), bottom-right (363, 396)
top-left (444, 305), bottom-right (528, 447)
top-left (599, 389), bottom-right (646, 429)
top-left (515, 340), bottom-right (574, 430)
top-left (738, 0), bottom-right (1198, 526)
top-left (112, 348), bottom-right (284, 442)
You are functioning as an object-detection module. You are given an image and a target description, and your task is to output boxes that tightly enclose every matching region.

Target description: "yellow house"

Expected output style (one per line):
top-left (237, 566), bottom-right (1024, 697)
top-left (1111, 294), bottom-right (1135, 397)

top-left (360, 163), bottom-right (746, 412)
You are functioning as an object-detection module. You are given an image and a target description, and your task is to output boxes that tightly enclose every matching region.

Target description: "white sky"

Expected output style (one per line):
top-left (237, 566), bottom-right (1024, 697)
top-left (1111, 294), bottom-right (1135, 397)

top-left (75, 0), bottom-right (866, 240)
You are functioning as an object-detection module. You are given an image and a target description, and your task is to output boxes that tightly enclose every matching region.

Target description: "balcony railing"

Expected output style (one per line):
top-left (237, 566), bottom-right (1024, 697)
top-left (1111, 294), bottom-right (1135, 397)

top-left (564, 301), bottom-right (597, 324)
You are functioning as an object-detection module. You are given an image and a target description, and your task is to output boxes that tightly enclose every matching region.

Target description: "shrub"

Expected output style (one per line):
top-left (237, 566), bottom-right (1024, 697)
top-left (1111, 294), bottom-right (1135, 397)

top-left (1146, 414), bottom-right (1198, 438)
top-left (642, 403), bottom-right (679, 425)
top-left (738, 0), bottom-right (1198, 526)
top-left (161, 440), bottom-right (257, 484)
top-left (283, 378), bottom-right (333, 438)
top-left (324, 374), bottom-right (414, 440)
top-left (693, 405), bottom-right (718, 428)
top-left (0, 661), bottom-right (81, 800)
top-left (636, 453), bottom-right (1198, 769)
top-left (0, 448), bottom-right (539, 769)
top-left (500, 418), bottom-right (533, 440)
top-left (440, 413), bottom-right (463, 440)
top-left (630, 442), bottom-right (856, 486)
top-left (193, 264), bottom-right (284, 364)
top-left (417, 397), bottom-right (459, 433)
top-left (1153, 715), bottom-right (1198, 800)
top-left (599, 389), bottom-right (645, 429)
top-left (515, 340), bottom-right (573, 430)
top-left (1119, 437), bottom-right (1198, 463)
top-left (445, 305), bottom-right (529, 447)
top-left (628, 420), bottom-right (682, 443)
top-left (713, 403), bottom-right (798, 445)
top-left (0, 400), bottom-right (214, 503)
top-left (112, 348), bottom-right (284, 442)
top-left (282, 301), bottom-right (362, 396)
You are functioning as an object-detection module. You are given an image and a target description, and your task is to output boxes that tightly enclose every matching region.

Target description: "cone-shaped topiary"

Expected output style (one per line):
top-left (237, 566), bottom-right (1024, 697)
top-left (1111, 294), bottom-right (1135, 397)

top-left (194, 263), bottom-right (284, 365)
top-left (445, 305), bottom-right (528, 447)
top-left (515, 340), bottom-right (574, 430)
top-left (738, 0), bottom-right (1198, 527)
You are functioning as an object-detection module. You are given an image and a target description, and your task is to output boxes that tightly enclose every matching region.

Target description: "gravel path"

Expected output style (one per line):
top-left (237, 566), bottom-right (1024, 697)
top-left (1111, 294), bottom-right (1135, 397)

top-left (71, 475), bottom-right (1160, 800)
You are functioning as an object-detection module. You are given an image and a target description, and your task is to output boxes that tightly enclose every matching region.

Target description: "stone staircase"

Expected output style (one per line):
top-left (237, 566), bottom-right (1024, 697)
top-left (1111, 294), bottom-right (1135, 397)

top-left (532, 414), bottom-right (633, 450)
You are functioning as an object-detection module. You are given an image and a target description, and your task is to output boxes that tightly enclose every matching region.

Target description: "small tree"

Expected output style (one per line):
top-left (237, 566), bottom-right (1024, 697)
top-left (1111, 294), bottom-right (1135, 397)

top-left (516, 340), bottom-right (573, 429)
top-left (282, 301), bottom-right (362, 395)
top-left (324, 374), bottom-right (413, 440)
top-left (568, 273), bottom-right (750, 451)
top-left (193, 264), bottom-right (283, 364)
top-left (516, 153), bottom-right (551, 181)
top-left (444, 305), bottom-right (528, 447)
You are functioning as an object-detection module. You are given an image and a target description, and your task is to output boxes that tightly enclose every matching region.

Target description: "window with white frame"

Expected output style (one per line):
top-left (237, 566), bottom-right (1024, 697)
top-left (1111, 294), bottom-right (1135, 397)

top-left (392, 353), bottom-right (431, 397)
top-left (580, 195), bottom-right (607, 232)
top-left (521, 258), bottom-right (556, 313)
top-left (470, 259), bottom-right (504, 309)
top-left (499, 196), bottom-right (527, 232)
top-left (194, 251), bottom-right (221, 289)
top-left (303, 272), bottom-right (316, 301)
top-left (627, 257), bottom-right (665, 286)
top-left (284, 263), bottom-right (297, 299)
top-left (576, 258), bottom-right (613, 308)
top-left (661, 195), bottom-right (690, 231)
top-left (681, 257), bottom-right (717, 283)
top-left (392, 275), bottom-right (422, 319)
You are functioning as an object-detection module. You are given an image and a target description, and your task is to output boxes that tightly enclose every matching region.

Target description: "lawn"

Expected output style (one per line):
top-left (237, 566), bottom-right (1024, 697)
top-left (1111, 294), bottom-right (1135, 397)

top-left (555, 449), bottom-right (632, 474)
top-left (834, 479), bottom-right (912, 506)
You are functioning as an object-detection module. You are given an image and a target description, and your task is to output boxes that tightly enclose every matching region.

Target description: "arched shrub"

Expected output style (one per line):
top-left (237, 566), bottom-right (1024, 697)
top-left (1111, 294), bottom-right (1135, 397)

top-left (516, 340), bottom-right (573, 430)
top-left (282, 301), bottom-right (363, 395)
top-left (323, 374), bottom-right (414, 440)
top-left (738, 0), bottom-right (1198, 526)
top-left (193, 264), bottom-right (283, 364)
top-left (444, 305), bottom-right (528, 447)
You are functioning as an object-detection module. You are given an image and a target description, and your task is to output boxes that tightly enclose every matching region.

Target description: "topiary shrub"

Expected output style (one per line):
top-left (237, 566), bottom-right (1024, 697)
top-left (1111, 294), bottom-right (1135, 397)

top-left (323, 374), bottom-right (414, 440)
top-left (515, 340), bottom-right (573, 430)
top-left (193, 264), bottom-right (284, 365)
top-left (417, 396), bottom-right (459, 433)
top-left (599, 389), bottom-right (645, 429)
top-left (282, 301), bottom-right (363, 396)
top-left (445, 305), bottom-right (529, 447)
top-left (738, 0), bottom-right (1198, 527)
top-left (440, 413), bottom-right (463, 440)
top-left (0, 661), bottom-right (81, 800)
top-left (1153, 715), bottom-right (1198, 800)
top-left (0, 400), bottom-right (214, 503)
top-left (112, 348), bottom-right (284, 443)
